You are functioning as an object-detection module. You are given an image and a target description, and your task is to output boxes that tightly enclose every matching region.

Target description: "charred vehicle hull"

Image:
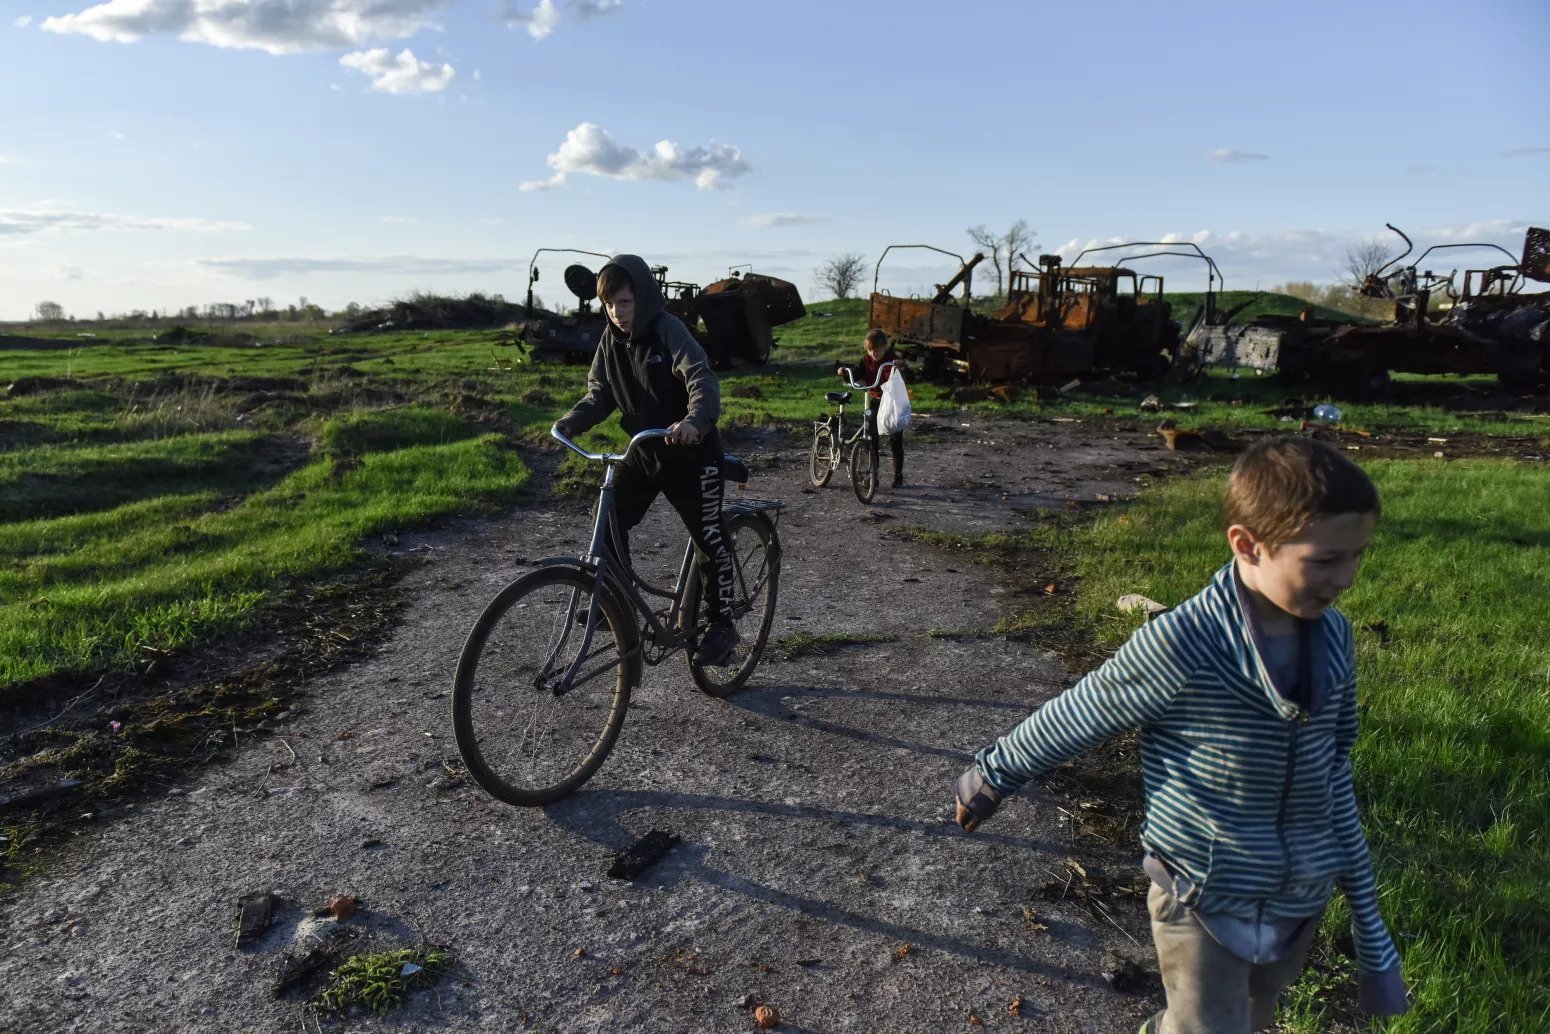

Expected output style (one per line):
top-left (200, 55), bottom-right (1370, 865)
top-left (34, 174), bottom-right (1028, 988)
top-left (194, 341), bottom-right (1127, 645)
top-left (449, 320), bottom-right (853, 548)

top-left (693, 272), bottom-right (806, 367)
top-left (519, 249), bottom-right (805, 368)
top-left (1186, 225), bottom-right (1550, 394)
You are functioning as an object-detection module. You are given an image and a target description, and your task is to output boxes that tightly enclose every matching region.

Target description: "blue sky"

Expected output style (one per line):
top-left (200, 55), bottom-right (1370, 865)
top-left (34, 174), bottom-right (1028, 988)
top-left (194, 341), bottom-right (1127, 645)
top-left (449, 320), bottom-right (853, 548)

top-left (2, 0), bottom-right (1547, 321)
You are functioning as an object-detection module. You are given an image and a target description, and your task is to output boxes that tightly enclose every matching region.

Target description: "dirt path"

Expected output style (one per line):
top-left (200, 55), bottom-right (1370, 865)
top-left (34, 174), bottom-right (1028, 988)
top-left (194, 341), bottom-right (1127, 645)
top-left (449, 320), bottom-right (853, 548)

top-left (1, 415), bottom-right (1196, 1033)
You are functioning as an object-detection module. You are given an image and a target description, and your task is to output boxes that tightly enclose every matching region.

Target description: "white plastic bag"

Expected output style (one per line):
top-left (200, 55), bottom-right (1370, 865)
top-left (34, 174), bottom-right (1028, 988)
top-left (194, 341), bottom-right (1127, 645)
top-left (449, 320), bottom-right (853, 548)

top-left (877, 368), bottom-right (912, 435)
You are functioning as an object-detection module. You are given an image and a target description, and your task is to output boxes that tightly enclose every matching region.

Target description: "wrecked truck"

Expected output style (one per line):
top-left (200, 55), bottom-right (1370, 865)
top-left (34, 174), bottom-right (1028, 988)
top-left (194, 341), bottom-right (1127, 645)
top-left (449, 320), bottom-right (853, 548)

top-left (866, 244), bottom-right (1184, 383)
top-left (518, 249), bottom-right (805, 369)
top-left (1184, 225), bottom-right (1550, 394)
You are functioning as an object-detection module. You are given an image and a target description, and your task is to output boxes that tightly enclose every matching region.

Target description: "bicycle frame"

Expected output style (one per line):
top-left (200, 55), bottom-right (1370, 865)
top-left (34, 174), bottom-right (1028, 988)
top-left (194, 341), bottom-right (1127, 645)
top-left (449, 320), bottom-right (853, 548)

top-left (815, 360), bottom-right (899, 464)
top-left (546, 426), bottom-right (772, 693)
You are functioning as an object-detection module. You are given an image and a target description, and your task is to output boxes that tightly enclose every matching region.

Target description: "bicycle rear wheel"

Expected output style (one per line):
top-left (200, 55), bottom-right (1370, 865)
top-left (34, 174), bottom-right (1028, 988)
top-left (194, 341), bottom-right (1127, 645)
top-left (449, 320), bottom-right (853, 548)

top-left (688, 512), bottom-right (781, 697)
top-left (809, 424), bottom-right (836, 487)
top-left (452, 566), bottom-right (633, 806)
top-left (850, 436), bottom-right (878, 503)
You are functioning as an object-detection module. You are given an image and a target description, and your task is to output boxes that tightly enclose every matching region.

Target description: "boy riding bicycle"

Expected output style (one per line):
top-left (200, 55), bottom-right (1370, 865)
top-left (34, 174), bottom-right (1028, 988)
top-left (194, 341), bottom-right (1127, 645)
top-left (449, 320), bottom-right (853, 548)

top-left (553, 254), bottom-right (739, 665)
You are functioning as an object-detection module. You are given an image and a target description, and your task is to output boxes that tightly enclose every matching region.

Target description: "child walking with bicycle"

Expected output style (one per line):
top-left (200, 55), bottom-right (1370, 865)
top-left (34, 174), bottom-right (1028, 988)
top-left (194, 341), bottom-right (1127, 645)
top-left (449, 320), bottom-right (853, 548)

top-left (954, 436), bottom-right (1408, 1033)
top-left (554, 254), bottom-right (739, 665)
top-left (840, 328), bottom-right (906, 488)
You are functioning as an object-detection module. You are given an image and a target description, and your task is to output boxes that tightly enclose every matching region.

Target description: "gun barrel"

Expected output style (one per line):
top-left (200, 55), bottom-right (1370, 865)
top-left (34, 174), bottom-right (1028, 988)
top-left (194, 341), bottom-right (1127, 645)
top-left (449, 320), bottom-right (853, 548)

top-left (932, 253), bottom-right (985, 304)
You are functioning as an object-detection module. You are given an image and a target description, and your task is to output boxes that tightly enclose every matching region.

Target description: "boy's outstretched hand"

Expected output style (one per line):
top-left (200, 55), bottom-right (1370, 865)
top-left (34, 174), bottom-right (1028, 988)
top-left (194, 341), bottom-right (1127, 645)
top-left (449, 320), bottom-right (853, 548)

top-left (954, 766), bottom-right (1002, 833)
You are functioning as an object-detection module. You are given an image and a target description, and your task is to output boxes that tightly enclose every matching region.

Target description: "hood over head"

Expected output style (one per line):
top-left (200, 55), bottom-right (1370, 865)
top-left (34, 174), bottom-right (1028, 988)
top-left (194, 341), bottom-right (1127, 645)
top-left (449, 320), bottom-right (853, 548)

top-left (600, 253), bottom-right (664, 340)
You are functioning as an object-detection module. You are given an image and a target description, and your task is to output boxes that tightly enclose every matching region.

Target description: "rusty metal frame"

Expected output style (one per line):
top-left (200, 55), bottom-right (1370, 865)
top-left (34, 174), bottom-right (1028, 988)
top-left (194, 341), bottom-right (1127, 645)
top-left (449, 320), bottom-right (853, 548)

top-left (525, 247), bottom-right (613, 314)
top-left (1063, 241), bottom-right (1225, 293)
top-left (871, 244), bottom-right (972, 302)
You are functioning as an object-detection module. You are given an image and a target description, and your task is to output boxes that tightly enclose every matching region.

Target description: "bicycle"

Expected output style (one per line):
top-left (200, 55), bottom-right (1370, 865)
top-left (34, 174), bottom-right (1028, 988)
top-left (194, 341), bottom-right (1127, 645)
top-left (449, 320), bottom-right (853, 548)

top-left (808, 360), bottom-right (898, 504)
top-left (451, 426), bottom-right (782, 806)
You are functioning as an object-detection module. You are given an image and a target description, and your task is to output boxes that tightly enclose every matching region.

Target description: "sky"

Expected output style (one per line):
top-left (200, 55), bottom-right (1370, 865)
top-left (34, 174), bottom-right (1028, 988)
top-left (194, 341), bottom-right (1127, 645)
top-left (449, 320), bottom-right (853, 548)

top-left (1, 0), bottom-right (1547, 322)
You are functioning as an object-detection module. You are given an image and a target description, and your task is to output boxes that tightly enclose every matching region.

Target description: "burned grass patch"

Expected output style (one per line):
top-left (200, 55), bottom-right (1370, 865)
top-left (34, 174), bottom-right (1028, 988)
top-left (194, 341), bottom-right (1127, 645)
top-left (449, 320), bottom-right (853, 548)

top-left (0, 564), bottom-right (411, 893)
top-left (0, 431), bottom-right (311, 524)
top-left (890, 517), bottom-right (1105, 665)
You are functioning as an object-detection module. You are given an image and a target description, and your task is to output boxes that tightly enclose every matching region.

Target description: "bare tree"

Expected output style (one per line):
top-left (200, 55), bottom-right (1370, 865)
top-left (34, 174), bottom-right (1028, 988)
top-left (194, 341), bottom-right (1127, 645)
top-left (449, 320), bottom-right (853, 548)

top-left (1342, 238), bottom-right (1394, 292)
top-left (815, 253), bottom-right (867, 300)
top-left (966, 219), bottom-right (1036, 297)
top-left (35, 300), bottom-right (65, 322)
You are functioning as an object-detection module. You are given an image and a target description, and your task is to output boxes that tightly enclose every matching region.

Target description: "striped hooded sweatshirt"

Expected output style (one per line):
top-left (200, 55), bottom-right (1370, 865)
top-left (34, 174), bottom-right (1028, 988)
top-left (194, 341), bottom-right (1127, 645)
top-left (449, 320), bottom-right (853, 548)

top-left (974, 562), bottom-right (1400, 976)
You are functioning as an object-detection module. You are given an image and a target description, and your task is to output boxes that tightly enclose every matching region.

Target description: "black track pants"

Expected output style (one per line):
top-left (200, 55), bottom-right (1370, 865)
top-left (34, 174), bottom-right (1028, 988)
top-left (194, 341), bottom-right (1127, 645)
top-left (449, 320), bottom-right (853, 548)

top-left (612, 456), bottom-right (735, 622)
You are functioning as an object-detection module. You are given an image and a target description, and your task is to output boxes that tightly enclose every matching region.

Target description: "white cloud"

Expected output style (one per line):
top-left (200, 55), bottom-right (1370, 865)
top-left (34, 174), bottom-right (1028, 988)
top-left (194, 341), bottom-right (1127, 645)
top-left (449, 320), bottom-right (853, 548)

top-left (1423, 219), bottom-right (1530, 241)
top-left (0, 155), bottom-right (12, 165)
top-left (520, 122), bottom-right (750, 192)
top-left (340, 48), bottom-right (454, 93)
top-left (1500, 147), bottom-right (1550, 159)
top-left (15, 15), bottom-right (33, 28)
top-left (572, 0), bottom-right (622, 17)
top-left (379, 215), bottom-right (417, 224)
top-left (1206, 147), bottom-right (1270, 163)
top-left (60, 266), bottom-right (86, 280)
top-left (109, 129), bottom-right (126, 140)
top-left (197, 255), bottom-right (514, 279)
top-left (1052, 223), bottom-right (1537, 288)
top-left (42, 0), bottom-right (450, 56)
top-left (504, 0), bottom-right (561, 39)
top-left (740, 213), bottom-right (822, 228)
top-left (0, 208), bottom-right (251, 236)
top-left (502, 0), bottom-right (620, 39)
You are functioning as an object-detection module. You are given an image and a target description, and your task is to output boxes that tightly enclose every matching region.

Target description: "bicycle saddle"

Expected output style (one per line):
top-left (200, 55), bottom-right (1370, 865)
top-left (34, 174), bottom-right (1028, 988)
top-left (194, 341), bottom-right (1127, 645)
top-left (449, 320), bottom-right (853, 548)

top-left (721, 455), bottom-right (750, 484)
top-left (825, 391), bottom-right (852, 404)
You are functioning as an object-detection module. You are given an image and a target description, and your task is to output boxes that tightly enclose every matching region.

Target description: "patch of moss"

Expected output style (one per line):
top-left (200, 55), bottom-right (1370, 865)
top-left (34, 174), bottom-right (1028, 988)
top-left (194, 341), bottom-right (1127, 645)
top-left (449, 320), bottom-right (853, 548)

top-left (312, 944), bottom-right (453, 1017)
top-left (769, 630), bottom-right (898, 660)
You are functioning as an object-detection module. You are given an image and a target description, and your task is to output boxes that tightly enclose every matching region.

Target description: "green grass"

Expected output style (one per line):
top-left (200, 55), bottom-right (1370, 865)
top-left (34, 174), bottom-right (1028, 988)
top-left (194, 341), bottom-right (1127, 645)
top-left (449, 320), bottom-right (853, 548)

top-left (0, 411), bottom-right (527, 688)
top-left (4, 322), bottom-right (1545, 702)
top-left (313, 944), bottom-right (453, 1016)
top-left (1037, 459), bottom-right (1549, 1032)
top-left (0, 430), bottom-right (289, 523)
top-left (768, 629), bottom-right (899, 659)
top-left (771, 297), bottom-right (872, 357)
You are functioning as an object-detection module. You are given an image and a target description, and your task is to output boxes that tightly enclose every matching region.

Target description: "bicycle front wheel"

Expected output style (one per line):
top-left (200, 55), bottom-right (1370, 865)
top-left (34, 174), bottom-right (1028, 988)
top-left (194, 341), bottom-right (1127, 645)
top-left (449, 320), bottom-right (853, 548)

top-left (688, 512), bottom-right (781, 698)
top-left (452, 566), bottom-right (633, 806)
top-left (850, 436), bottom-right (878, 504)
top-left (809, 424), bottom-right (836, 487)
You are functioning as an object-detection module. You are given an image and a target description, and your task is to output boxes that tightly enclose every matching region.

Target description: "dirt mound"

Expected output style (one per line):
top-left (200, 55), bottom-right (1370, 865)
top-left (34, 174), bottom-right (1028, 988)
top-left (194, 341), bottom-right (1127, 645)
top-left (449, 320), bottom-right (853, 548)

top-left (4, 376), bottom-right (85, 397)
top-left (335, 293), bottom-right (526, 334)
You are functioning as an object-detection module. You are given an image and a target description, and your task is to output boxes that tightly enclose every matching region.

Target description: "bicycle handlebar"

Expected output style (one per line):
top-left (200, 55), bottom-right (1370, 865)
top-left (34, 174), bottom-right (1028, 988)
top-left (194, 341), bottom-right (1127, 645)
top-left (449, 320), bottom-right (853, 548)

top-left (836, 360), bottom-right (899, 392)
top-left (551, 424), bottom-right (673, 462)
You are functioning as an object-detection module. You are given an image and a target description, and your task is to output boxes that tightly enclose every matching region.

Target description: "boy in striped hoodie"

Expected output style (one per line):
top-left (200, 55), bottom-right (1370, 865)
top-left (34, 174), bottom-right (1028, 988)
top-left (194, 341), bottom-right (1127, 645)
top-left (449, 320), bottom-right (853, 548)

top-left (955, 436), bottom-right (1408, 1034)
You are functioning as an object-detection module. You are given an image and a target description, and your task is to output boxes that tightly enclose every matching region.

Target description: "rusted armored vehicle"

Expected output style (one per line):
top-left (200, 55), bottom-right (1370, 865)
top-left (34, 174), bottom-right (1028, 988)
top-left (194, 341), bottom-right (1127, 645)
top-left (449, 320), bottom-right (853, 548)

top-left (692, 268), bottom-right (807, 367)
top-left (1186, 225), bottom-right (1550, 393)
top-left (520, 250), bottom-right (805, 368)
top-left (866, 244), bottom-right (1184, 382)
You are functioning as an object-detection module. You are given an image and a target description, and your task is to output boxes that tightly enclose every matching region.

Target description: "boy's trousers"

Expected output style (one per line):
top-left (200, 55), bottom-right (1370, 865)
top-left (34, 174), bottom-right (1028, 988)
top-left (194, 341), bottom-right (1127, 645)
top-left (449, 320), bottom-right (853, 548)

top-left (611, 452), bottom-right (735, 621)
top-left (1148, 882), bottom-right (1321, 1034)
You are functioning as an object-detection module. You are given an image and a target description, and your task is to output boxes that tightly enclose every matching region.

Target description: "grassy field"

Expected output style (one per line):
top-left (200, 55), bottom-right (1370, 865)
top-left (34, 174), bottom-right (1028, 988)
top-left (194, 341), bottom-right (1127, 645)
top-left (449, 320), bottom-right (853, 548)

top-left (3, 316), bottom-right (1547, 693)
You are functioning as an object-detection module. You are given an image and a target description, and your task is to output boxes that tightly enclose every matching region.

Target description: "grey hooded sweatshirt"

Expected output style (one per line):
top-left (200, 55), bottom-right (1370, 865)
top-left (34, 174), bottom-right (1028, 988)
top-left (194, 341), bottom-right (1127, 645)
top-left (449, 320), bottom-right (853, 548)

top-left (558, 254), bottom-right (722, 460)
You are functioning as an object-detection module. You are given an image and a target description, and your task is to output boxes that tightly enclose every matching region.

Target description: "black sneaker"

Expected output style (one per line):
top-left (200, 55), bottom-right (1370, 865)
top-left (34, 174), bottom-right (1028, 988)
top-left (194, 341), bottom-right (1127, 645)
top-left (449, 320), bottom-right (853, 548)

top-left (697, 620), bottom-right (740, 666)
top-left (892, 475), bottom-right (905, 488)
